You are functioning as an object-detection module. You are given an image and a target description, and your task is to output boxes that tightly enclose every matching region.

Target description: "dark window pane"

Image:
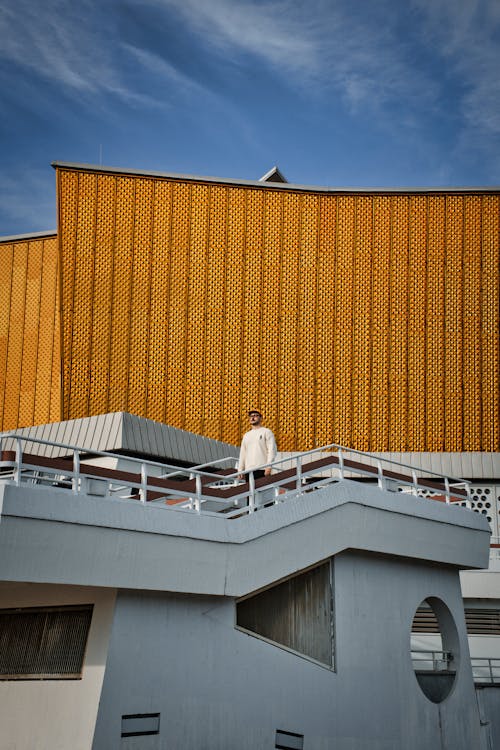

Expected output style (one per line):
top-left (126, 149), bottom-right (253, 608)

top-left (237, 562), bottom-right (333, 666)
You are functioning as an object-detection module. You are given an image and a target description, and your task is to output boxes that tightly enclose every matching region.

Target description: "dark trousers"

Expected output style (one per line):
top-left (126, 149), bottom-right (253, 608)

top-left (251, 470), bottom-right (265, 480)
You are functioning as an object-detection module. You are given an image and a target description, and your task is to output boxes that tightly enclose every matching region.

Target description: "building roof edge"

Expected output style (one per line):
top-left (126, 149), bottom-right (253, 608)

top-left (0, 230), bottom-right (57, 243)
top-left (51, 161), bottom-right (500, 195)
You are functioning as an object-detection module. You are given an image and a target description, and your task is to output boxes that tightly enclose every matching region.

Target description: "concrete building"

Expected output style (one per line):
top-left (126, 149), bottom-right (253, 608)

top-left (0, 164), bottom-right (499, 748)
top-left (0, 413), bottom-right (493, 749)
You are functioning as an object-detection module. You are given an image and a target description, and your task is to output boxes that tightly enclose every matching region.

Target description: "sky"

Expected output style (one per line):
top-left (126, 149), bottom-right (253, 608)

top-left (1, 0), bottom-right (500, 235)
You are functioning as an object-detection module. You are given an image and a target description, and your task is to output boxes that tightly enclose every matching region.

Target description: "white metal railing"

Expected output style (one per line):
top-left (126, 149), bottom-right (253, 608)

top-left (471, 657), bottom-right (500, 684)
top-left (411, 650), bottom-right (454, 672)
top-left (0, 433), bottom-right (472, 519)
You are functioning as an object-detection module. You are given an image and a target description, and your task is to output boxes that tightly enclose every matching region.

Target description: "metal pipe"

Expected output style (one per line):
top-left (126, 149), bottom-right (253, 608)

top-left (195, 474), bottom-right (202, 513)
top-left (140, 463), bottom-right (147, 504)
top-left (249, 471), bottom-right (255, 512)
top-left (15, 437), bottom-right (22, 486)
top-left (72, 450), bottom-right (80, 494)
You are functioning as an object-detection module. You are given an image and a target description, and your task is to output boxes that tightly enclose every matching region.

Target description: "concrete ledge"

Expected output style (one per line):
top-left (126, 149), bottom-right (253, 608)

top-left (0, 481), bottom-right (491, 597)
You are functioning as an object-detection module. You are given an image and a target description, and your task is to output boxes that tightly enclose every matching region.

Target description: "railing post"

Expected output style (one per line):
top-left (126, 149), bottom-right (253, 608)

top-left (72, 449), bottom-right (80, 494)
top-left (14, 437), bottom-right (22, 486)
top-left (195, 474), bottom-right (202, 513)
top-left (296, 456), bottom-right (303, 492)
top-left (376, 460), bottom-right (384, 491)
top-left (411, 469), bottom-right (418, 496)
top-left (140, 463), bottom-right (147, 504)
top-left (444, 476), bottom-right (450, 504)
top-left (249, 471), bottom-right (255, 513)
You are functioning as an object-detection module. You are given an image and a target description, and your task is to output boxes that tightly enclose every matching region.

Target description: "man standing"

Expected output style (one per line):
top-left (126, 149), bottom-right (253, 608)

top-left (238, 409), bottom-right (277, 479)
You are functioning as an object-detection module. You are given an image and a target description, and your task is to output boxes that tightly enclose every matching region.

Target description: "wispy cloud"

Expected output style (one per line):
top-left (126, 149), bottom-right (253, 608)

top-left (139, 0), bottom-right (500, 174)
top-left (412, 0), bottom-right (500, 137)
top-left (0, 0), bottom-right (114, 93)
top-left (147, 0), bottom-right (322, 77)
top-left (140, 0), bottom-right (439, 113)
top-left (0, 0), bottom-right (159, 107)
top-left (0, 0), bottom-right (225, 111)
top-left (123, 43), bottom-right (216, 101)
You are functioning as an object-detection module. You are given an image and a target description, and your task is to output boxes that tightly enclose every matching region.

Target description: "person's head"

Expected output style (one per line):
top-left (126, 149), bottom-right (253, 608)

top-left (248, 409), bottom-right (262, 427)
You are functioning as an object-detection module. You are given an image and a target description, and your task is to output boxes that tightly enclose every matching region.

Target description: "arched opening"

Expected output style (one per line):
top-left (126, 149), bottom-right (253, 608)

top-left (410, 597), bottom-right (460, 703)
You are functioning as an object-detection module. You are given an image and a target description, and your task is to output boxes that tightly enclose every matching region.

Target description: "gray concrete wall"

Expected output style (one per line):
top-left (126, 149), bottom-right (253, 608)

top-left (92, 552), bottom-right (480, 750)
top-left (475, 686), bottom-right (500, 750)
top-left (0, 481), bottom-right (490, 599)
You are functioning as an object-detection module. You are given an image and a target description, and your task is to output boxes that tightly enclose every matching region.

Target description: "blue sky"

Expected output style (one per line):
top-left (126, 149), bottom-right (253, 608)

top-left (1, 0), bottom-right (500, 235)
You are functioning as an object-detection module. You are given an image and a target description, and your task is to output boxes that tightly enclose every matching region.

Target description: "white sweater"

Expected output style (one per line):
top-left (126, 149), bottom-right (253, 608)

top-left (238, 427), bottom-right (277, 473)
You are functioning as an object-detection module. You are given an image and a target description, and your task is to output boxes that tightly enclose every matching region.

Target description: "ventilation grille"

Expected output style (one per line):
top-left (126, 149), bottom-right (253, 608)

top-left (275, 729), bottom-right (304, 749)
top-left (413, 607), bottom-right (500, 635)
top-left (465, 609), bottom-right (500, 635)
top-left (0, 604), bottom-right (93, 679)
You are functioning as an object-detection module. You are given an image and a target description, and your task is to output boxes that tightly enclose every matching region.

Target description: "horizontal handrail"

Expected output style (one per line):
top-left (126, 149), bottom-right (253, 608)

top-left (0, 432), bottom-right (472, 518)
top-left (411, 649), bottom-right (454, 671)
top-left (470, 657), bottom-right (500, 684)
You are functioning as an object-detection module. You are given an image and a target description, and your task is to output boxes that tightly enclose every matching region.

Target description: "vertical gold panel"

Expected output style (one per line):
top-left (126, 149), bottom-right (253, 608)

top-left (462, 196), bottom-right (482, 450)
top-left (89, 175), bottom-right (116, 416)
top-left (370, 197), bottom-right (391, 451)
top-left (0, 236), bottom-right (60, 431)
top-left (18, 240), bottom-right (43, 425)
top-left (223, 188), bottom-right (246, 445)
top-left (30, 238), bottom-right (60, 426)
top-left (315, 196), bottom-right (336, 447)
top-left (407, 196), bottom-right (427, 450)
top-left (426, 196), bottom-right (446, 451)
top-left (259, 191), bottom-right (282, 438)
top-left (278, 192), bottom-right (300, 451)
top-left (59, 170), bottom-right (79, 418)
top-left (389, 196), bottom-right (409, 451)
top-left (241, 189), bottom-right (264, 415)
top-left (47, 238), bottom-right (62, 425)
top-left (481, 196), bottom-right (500, 450)
top-left (444, 196), bottom-right (463, 451)
top-left (185, 184), bottom-right (209, 434)
top-left (166, 182), bottom-right (191, 428)
top-left (128, 179), bottom-right (154, 416)
top-left (333, 196), bottom-right (354, 447)
top-left (203, 185), bottom-right (227, 440)
top-left (352, 197), bottom-right (372, 452)
top-left (147, 180), bottom-right (172, 423)
top-left (297, 194), bottom-right (319, 450)
top-left (107, 177), bottom-right (135, 413)
top-left (0, 244), bottom-right (15, 429)
top-left (70, 172), bottom-right (96, 417)
top-left (3, 242), bottom-right (28, 428)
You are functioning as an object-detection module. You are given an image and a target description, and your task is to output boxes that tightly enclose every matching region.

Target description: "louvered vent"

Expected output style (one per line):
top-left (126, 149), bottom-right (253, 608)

top-left (412, 607), bottom-right (500, 636)
top-left (0, 604), bottom-right (93, 679)
top-left (465, 609), bottom-right (500, 635)
top-left (412, 606), bottom-right (440, 633)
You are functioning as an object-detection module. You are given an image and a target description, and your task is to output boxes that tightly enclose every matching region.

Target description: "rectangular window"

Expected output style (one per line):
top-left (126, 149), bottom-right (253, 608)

top-left (0, 604), bottom-right (93, 680)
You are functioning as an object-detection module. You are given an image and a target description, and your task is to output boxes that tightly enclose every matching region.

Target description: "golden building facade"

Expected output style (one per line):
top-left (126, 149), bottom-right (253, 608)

top-left (0, 233), bottom-right (61, 432)
top-left (1, 163), bottom-right (499, 453)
